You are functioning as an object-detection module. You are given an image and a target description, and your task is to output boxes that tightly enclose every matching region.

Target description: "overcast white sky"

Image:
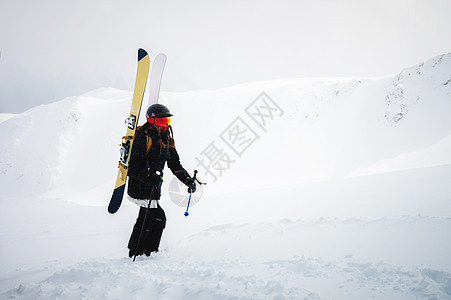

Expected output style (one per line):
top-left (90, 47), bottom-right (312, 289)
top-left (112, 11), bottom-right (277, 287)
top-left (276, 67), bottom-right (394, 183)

top-left (1, 0), bottom-right (450, 113)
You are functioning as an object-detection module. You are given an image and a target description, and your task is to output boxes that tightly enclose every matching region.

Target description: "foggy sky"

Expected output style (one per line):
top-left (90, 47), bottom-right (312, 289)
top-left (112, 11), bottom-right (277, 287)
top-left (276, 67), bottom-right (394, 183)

top-left (1, 0), bottom-right (450, 113)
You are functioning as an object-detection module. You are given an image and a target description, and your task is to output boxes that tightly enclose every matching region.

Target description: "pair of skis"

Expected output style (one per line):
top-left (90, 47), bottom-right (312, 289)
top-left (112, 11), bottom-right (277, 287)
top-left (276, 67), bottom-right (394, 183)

top-left (108, 49), bottom-right (167, 214)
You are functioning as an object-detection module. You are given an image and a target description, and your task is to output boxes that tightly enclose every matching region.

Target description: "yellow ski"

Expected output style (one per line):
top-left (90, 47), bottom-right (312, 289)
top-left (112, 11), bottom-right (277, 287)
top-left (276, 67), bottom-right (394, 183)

top-left (108, 48), bottom-right (150, 214)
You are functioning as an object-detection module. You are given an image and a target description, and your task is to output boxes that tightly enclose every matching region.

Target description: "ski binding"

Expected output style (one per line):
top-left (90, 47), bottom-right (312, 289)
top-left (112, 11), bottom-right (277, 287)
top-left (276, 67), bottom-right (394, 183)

top-left (125, 115), bottom-right (137, 129)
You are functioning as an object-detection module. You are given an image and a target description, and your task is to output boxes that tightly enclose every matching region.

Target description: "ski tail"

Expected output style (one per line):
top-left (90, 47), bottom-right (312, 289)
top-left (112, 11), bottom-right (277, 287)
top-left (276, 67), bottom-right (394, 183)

top-left (108, 184), bottom-right (126, 213)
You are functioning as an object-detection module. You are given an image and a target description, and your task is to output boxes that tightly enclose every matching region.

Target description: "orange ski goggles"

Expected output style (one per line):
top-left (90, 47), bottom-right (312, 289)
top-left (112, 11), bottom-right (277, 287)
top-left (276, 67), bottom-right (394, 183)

top-left (147, 116), bottom-right (171, 127)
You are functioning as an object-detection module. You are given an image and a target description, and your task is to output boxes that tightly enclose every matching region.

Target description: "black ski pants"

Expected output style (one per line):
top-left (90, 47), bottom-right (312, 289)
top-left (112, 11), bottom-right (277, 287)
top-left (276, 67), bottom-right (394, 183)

top-left (128, 205), bottom-right (166, 257)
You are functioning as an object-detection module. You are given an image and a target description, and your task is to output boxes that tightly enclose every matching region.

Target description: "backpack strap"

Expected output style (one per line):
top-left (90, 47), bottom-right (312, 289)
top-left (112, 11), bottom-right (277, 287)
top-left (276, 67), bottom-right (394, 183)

top-left (136, 126), bottom-right (153, 154)
top-left (159, 125), bottom-right (175, 149)
top-left (146, 135), bottom-right (152, 154)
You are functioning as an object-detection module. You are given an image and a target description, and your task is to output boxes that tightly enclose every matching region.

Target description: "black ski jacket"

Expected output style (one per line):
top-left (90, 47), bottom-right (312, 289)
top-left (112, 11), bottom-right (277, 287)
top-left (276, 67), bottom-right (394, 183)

top-left (127, 122), bottom-right (191, 200)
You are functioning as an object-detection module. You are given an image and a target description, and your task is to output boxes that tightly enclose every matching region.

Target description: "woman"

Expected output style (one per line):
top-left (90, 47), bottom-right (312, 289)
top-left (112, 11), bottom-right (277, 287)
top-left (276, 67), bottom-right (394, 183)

top-left (127, 103), bottom-right (196, 257)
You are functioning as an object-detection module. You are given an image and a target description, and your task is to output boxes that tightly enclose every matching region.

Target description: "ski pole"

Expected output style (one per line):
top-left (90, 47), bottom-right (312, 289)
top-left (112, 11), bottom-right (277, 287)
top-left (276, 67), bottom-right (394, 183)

top-left (133, 175), bottom-right (161, 262)
top-left (184, 170), bottom-right (206, 217)
top-left (184, 190), bottom-right (192, 217)
top-left (133, 191), bottom-right (153, 262)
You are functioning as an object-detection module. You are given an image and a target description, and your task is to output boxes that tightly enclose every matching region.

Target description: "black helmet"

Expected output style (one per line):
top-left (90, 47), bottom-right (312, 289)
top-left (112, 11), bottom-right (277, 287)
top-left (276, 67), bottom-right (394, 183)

top-left (146, 104), bottom-right (172, 122)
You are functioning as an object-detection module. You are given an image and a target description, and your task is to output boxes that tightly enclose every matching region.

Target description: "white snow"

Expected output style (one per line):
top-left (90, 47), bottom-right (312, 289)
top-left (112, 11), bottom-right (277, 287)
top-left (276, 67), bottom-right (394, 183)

top-left (0, 114), bottom-right (17, 124)
top-left (1, 53), bottom-right (451, 299)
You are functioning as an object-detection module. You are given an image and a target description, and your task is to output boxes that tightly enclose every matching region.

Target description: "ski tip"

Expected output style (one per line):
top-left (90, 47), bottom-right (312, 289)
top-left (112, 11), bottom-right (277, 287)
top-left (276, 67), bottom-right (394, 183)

top-left (108, 184), bottom-right (126, 214)
top-left (138, 48), bottom-right (148, 62)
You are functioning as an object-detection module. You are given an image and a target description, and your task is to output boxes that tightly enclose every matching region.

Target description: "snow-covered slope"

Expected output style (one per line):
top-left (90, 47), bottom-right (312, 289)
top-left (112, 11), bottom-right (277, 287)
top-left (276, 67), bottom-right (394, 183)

top-left (1, 53), bottom-right (450, 299)
top-left (0, 114), bottom-right (17, 124)
top-left (1, 54), bottom-right (450, 201)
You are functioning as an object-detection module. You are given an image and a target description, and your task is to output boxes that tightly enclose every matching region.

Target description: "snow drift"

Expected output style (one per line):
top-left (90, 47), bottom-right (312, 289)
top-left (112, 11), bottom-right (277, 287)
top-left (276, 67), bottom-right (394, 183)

top-left (1, 53), bottom-right (450, 299)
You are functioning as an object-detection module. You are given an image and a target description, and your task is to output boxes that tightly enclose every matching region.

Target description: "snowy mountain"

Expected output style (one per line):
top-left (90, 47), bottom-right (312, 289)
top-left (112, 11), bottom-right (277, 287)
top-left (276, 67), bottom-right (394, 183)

top-left (1, 53), bottom-right (451, 299)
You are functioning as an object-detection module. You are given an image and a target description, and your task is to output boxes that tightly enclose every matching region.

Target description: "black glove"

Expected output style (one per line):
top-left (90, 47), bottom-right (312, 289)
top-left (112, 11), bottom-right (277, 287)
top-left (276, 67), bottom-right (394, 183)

top-left (174, 168), bottom-right (196, 193)
top-left (185, 177), bottom-right (196, 193)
